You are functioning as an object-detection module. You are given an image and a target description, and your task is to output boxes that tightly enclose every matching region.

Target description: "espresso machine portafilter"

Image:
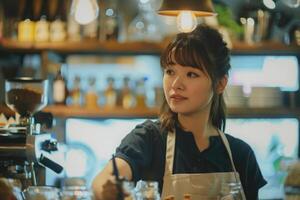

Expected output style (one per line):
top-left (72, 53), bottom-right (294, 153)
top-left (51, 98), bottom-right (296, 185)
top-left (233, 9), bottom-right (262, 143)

top-left (0, 78), bottom-right (63, 188)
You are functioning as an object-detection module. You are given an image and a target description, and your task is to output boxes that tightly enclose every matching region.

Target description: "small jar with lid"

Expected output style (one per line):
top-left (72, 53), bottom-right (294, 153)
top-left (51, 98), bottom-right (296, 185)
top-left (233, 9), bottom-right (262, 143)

top-left (135, 180), bottom-right (160, 200)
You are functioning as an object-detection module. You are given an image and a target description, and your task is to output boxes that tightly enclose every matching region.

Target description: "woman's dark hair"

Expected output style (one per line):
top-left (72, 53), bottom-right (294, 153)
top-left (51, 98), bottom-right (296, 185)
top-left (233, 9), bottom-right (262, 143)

top-left (159, 24), bottom-right (231, 132)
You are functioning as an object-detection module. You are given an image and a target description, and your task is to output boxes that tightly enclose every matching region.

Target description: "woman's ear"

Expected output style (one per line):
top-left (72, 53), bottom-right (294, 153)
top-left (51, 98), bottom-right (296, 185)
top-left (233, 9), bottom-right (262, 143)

top-left (216, 75), bottom-right (228, 94)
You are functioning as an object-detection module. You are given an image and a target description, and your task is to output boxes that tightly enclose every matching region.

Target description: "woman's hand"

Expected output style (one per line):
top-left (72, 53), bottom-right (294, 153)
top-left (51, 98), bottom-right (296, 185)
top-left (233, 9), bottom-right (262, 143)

top-left (101, 177), bottom-right (119, 200)
top-left (95, 176), bottom-right (130, 200)
top-left (92, 158), bottom-right (132, 200)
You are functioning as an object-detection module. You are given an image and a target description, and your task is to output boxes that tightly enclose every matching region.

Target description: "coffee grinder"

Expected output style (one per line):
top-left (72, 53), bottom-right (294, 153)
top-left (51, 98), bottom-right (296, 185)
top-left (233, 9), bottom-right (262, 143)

top-left (0, 78), bottom-right (63, 188)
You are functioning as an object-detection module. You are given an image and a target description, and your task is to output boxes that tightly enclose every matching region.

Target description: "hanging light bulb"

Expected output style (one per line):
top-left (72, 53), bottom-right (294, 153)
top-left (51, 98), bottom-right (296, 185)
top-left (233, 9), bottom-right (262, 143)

top-left (282, 0), bottom-right (300, 8)
top-left (157, 0), bottom-right (216, 33)
top-left (263, 0), bottom-right (276, 9)
top-left (71, 0), bottom-right (99, 25)
top-left (177, 11), bottom-right (197, 33)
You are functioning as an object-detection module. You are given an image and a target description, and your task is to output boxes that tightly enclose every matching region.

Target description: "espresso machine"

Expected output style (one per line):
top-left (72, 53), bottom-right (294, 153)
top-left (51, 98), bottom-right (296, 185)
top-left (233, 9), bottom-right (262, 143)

top-left (0, 78), bottom-right (63, 188)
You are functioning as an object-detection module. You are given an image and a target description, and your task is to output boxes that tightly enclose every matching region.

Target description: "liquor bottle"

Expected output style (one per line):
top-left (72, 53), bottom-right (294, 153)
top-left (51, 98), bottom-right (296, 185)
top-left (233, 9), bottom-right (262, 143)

top-left (100, 0), bottom-right (119, 41)
top-left (18, 0), bottom-right (35, 42)
top-left (85, 76), bottom-right (99, 109)
top-left (183, 194), bottom-right (191, 200)
top-left (164, 195), bottom-right (175, 200)
top-left (83, 2), bottom-right (99, 41)
top-left (35, 0), bottom-right (49, 42)
top-left (121, 77), bottom-right (135, 109)
top-left (104, 77), bottom-right (117, 108)
top-left (53, 67), bottom-right (67, 104)
top-left (135, 77), bottom-right (147, 108)
top-left (70, 76), bottom-right (82, 106)
top-left (50, 0), bottom-right (66, 42)
top-left (67, 0), bottom-right (81, 41)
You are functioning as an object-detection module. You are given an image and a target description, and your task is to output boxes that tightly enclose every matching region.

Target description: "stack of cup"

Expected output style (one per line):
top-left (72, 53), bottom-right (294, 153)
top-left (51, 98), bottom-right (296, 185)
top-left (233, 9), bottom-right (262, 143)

top-left (224, 85), bottom-right (247, 108)
top-left (248, 87), bottom-right (282, 108)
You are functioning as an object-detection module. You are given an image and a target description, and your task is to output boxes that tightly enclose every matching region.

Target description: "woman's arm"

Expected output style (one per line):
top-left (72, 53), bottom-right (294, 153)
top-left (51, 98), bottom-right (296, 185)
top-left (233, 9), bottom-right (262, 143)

top-left (92, 157), bottom-right (132, 200)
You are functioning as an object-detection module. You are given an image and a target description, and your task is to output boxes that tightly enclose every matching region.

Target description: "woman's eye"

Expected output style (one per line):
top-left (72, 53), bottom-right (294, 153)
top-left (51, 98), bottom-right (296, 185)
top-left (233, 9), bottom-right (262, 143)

top-left (187, 72), bottom-right (199, 78)
top-left (165, 69), bottom-right (174, 75)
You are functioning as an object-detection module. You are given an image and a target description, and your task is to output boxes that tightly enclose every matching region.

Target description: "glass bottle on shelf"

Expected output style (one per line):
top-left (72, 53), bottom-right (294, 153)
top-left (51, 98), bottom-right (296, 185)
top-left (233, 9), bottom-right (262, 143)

top-left (121, 77), bottom-right (135, 109)
top-left (67, 0), bottom-right (81, 41)
top-left (34, 0), bottom-right (49, 42)
top-left (18, 0), bottom-right (35, 42)
top-left (70, 76), bottom-right (82, 106)
top-left (104, 77), bottom-right (117, 108)
top-left (83, 18), bottom-right (98, 40)
top-left (183, 194), bottom-right (192, 200)
top-left (82, 0), bottom-right (99, 41)
top-left (50, 0), bottom-right (66, 42)
top-left (53, 67), bottom-right (67, 105)
top-left (100, 0), bottom-right (119, 41)
top-left (135, 77), bottom-right (147, 108)
top-left (127, 0), bottom-right (161, 42)
top-left (85, 76), bottom-right (99, 109)
top-left (164, 195), bottom-right (175, 200)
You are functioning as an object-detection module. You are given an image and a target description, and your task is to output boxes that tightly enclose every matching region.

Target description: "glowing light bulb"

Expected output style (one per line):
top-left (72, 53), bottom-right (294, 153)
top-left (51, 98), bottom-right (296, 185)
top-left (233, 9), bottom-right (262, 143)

top-left (283, 0), bottom-right (300, 8)
top-left (71, 0), bottom-right (99, 25)
top-left (176, 11), bottom-right (197, 33)
top-left (263, 0), bottom-right (276, 9)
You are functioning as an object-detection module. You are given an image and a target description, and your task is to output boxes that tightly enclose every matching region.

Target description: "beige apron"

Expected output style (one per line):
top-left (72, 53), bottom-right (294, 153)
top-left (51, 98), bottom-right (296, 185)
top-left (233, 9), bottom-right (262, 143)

top-left (161, 129), bottom-right (247, 200)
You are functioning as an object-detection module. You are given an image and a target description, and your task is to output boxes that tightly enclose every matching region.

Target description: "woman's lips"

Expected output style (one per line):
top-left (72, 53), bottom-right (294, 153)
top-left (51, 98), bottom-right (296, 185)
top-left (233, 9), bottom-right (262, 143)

top-left (170, 94), bottom-right (187, 102)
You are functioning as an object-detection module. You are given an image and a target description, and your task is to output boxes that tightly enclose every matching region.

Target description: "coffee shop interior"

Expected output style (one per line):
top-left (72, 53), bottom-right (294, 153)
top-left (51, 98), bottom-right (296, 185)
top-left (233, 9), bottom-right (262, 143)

top-left (0, 0), bottom-right (299, 199)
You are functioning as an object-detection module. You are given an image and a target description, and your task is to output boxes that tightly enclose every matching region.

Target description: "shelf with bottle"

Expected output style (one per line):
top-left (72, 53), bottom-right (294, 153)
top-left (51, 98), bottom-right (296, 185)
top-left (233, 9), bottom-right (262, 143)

top-left (42, 105), bottom-right (160, 118)
top-left (231, 41), bottom-right (300, 54)
top-left (41, 105), bottom-right (300, 118)
top-left (0, 38), bottom-right (299, 54)
top-left (0, 38), bottom-right (166, 54)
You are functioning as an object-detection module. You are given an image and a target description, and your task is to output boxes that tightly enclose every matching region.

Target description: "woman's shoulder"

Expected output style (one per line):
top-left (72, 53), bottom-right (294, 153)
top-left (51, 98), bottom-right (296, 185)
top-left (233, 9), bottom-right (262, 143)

top-left (132, 119), bottom-right (163, 136)
top-left (135, 119), bottom-right (160, 130)
top-left (224, 133), bottom-right (254, 154)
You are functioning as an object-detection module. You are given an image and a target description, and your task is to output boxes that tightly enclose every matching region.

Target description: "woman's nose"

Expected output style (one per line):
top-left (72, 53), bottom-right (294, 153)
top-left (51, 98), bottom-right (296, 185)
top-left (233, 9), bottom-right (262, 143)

top-left (171, 76), bottom-right (184, 90)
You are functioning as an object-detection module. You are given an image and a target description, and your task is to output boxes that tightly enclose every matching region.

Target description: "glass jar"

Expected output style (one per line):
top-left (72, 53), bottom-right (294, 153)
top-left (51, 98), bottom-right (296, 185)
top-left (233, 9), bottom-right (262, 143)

top-left (60, 186), bottom-right (94, 200)
top-left (122, 181), bottom-right (136, 200)
top-left (220, 182), bottom-right (243, 200)
top-left (135, 180), bottom-right (160, 200)
top-left (23, 186), bottom-right (60, 200)
top-left (0, 178), bottom-right (23, 200)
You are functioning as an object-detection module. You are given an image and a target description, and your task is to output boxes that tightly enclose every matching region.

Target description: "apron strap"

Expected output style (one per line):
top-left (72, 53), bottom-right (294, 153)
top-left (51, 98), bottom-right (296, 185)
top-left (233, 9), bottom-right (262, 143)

top-left (164, 131), bottom-right (176, 176)
top-left (218, 130), bottom-right (240, 183)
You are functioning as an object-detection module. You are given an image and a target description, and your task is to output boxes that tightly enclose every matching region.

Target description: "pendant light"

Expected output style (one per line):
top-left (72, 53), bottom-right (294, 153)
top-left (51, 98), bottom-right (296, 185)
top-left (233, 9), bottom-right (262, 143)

top-left (157, 0), bottom-right (216, 32)
top-left (70, 0), bottom-right (99, 25)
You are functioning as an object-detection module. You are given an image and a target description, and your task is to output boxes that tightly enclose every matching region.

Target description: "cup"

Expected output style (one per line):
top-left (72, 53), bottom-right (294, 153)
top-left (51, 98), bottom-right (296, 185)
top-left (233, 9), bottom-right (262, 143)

top-left (220, 182), bottom-right (243, 200)
top-left (60, 186), bottom-right (94, 200)
top-left (135, 180), bottom-right (160, 200)
top-left (23, 186), bottom-right (60, 200)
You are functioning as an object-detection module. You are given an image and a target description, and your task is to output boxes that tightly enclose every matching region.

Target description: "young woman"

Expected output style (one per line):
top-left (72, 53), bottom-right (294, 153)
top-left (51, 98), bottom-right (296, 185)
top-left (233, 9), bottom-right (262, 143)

top-left (92, 24), bottom-right (267, 200)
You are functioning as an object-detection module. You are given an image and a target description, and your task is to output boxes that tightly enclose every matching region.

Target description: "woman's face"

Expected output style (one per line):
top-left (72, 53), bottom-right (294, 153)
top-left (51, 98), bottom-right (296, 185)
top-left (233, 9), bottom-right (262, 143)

top-left (163, 63), bottom-right (214, 115)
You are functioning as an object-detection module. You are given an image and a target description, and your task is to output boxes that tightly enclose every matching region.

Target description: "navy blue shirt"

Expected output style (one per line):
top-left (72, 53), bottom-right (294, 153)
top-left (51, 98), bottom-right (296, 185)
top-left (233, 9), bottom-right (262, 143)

top-left (115, 120), bottom-right (267, 199)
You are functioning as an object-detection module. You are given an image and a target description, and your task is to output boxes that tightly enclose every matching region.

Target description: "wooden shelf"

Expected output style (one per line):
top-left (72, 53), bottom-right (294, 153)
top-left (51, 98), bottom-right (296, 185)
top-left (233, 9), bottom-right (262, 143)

top-left (227, 107), bottom-right (300, 118)
top-left (231, 41), bottom-right (300, 54)
top-left (1, 104), bottom-right (299, 118)
top-left (0, 38), bottom-right (299, 55)
top-left (0, 39), bottom-right (165, 54)
top-left (41, 105), bottom-right (300, 118)
top-left (43, 105), bottom-right (160, 118)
